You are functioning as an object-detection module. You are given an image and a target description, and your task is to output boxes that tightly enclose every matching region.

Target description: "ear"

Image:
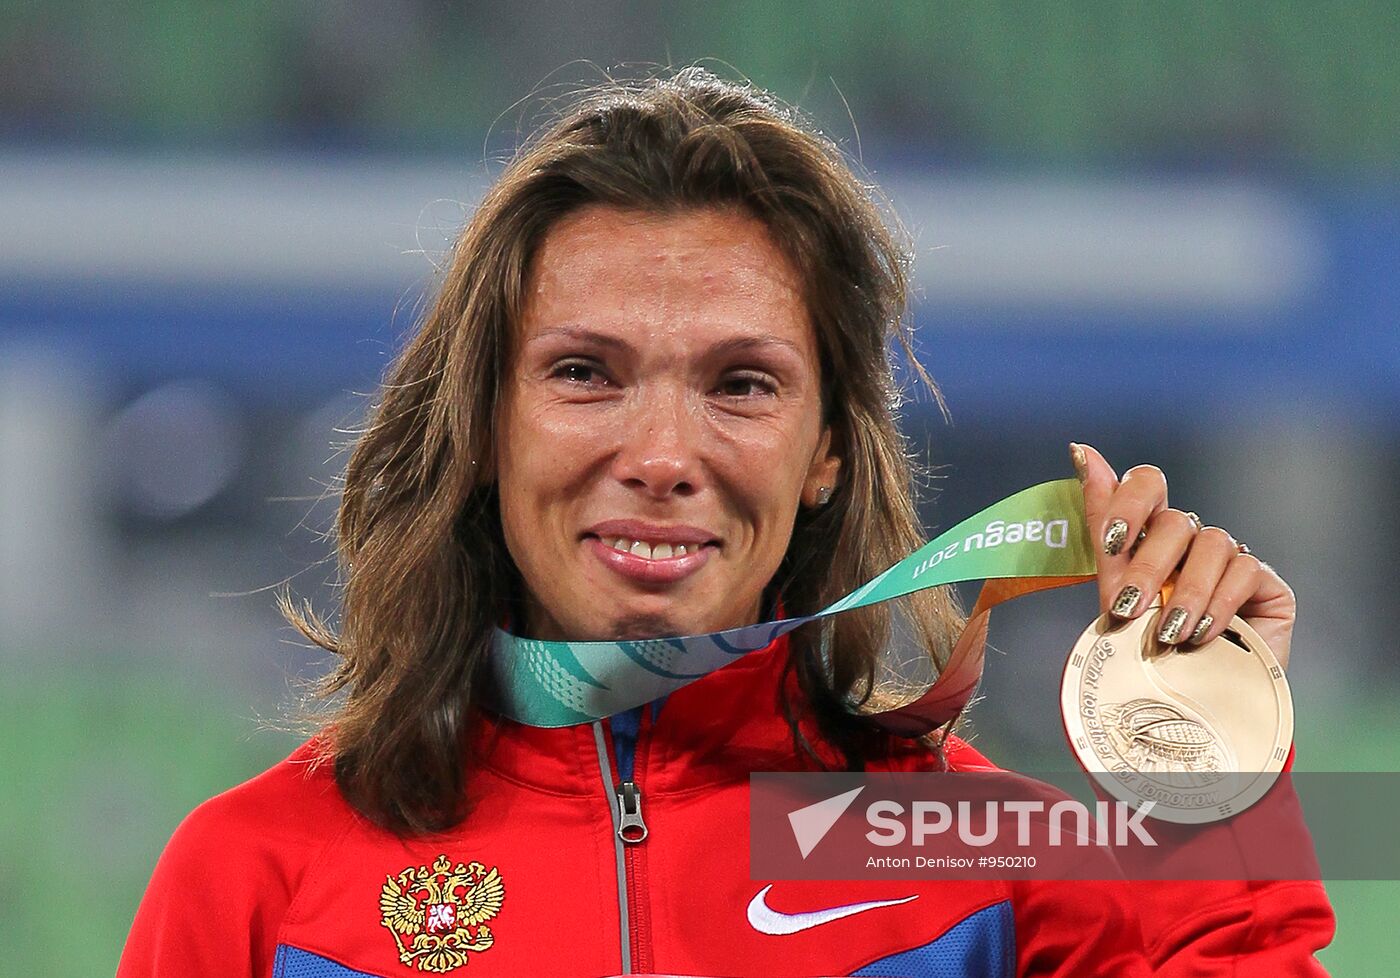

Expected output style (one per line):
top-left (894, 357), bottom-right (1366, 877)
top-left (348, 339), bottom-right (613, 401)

top-left (801, 426), bottom-right (842, 508)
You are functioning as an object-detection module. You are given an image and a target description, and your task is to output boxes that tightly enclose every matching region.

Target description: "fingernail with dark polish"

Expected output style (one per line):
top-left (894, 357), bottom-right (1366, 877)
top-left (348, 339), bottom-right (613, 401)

top-left (1103, 518), bottom-right (1129, 556)
top-left (1189, 614), bottom-right (1214, 644)
top-left (1111, 584), bottom-right (1142, 617)
top-left (1157, 607), bottom-right (1188, 644)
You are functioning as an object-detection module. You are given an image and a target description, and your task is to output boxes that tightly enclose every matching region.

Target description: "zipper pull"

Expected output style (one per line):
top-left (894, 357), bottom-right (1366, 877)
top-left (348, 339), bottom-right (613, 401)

top-left (615, 780), bottom-right (648, 844)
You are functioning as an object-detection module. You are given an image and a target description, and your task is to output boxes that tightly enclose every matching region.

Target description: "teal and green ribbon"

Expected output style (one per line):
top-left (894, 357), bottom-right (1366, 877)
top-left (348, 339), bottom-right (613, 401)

top-left (490, 477), bottom-right (1098, 730)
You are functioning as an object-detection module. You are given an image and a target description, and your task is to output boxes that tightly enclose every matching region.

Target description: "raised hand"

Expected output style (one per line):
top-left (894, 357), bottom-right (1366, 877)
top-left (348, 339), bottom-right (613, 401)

top-left (1072, 442), bottom-right (1296, 670)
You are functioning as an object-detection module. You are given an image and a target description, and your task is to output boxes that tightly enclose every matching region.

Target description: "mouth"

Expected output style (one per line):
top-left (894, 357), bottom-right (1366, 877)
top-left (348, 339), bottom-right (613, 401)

top-left (581, 524), bottom-right (722, 585)
top-left (590, 535), bottom-right (715, 560)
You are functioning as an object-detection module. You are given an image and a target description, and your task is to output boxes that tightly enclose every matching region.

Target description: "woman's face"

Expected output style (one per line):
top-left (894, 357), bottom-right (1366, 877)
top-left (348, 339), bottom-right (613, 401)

top-left (496, 204), bottom-right (841, 641)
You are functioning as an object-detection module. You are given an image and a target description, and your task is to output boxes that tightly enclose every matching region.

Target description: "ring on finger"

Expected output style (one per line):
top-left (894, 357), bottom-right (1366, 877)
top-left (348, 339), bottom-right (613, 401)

top-left (1186, 548), bottom-right (1264, 645)
top-left (1185, 511), bottom-right (1203, 532)
top-left (1158, 524), bottom-right (1237, 645)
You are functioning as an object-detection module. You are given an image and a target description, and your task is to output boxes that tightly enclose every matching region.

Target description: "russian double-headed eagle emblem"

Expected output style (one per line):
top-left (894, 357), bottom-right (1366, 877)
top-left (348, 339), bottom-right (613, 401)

top-left (379, 854), bottom-right (505, 973)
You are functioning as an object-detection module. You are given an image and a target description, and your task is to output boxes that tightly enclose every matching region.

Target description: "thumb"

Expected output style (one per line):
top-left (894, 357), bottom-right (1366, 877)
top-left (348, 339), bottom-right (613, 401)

top-left (1071, 442), bottom-right (1120, 540)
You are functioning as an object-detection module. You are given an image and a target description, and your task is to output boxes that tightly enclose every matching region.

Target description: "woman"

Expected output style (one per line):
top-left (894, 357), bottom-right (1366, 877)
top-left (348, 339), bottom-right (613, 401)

top-left (119, 68), bottom-right (1332, 977)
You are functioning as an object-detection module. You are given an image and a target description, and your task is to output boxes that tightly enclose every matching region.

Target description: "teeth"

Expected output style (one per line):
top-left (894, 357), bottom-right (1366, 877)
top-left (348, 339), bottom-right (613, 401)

top-left (605, 537), bottom-right (696, 559)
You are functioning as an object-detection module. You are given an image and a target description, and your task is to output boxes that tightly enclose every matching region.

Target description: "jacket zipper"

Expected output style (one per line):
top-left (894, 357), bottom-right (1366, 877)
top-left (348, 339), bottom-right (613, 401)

top-left (592, 714), bottom-right (651, 974)
top-left (592, 708), bottom-right (652, 974)
top-left (620, 781), bottom-right (651, 973)
top-left (616, 779), bottom-right (647, 842)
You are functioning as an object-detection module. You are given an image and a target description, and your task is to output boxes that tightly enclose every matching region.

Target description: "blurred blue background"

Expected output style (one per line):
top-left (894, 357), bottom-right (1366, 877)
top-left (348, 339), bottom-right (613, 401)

top-left (2, 3), bottom-right (1397, 973)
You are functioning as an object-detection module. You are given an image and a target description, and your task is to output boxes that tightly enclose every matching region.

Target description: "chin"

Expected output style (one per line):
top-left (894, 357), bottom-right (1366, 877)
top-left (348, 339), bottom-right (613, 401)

top-left (605, 611), bottom-right (692, 641)
top-left (588, 587), bottom-right (709, 641)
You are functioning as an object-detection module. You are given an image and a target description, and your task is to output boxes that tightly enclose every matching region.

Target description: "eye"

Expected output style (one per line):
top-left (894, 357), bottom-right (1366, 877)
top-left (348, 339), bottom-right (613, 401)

top-left (549, 359), bottom-right (610, 387)
top-left (715, 371), bottom-right (778, 398)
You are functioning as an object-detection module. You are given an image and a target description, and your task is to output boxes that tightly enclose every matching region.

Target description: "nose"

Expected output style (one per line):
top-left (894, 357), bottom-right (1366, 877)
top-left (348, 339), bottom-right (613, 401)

top-left (610, 386), bottom-right (702, 499)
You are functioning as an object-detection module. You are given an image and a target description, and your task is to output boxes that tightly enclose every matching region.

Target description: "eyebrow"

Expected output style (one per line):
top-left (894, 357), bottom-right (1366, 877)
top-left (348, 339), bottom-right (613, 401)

top-left (528, 325), bottom-right (633, 352)
top-left (708, 334), bottom-right (805, 361)
top-left (528, 325), bottom-right (805, 361)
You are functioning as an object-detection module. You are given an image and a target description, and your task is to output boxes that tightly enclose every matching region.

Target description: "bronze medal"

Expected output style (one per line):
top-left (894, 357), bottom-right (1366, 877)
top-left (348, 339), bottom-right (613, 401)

top-left (1060, 595), bottom-right (1293, 824)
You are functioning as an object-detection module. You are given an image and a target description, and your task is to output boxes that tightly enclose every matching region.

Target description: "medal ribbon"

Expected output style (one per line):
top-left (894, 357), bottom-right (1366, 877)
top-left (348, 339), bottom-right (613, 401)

top-left (490, 477), bottom-right (1099, 732)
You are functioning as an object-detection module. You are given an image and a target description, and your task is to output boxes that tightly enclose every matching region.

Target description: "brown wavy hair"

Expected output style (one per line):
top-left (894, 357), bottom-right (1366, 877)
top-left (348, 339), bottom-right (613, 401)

top-left (284, 67), bottom-right (966, 833)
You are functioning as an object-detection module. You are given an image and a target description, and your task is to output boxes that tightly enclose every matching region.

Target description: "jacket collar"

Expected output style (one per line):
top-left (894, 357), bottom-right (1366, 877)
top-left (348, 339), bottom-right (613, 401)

top-left (470, 631), bottom-right (850, 796)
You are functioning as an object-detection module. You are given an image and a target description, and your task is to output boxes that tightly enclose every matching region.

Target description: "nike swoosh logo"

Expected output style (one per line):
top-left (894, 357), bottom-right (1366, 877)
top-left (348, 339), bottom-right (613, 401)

top-left (746, 884), bottom-right (918, 935)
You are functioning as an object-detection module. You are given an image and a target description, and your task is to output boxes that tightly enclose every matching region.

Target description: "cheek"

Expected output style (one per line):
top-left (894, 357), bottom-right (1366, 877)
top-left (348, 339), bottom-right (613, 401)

top-left (515, 399), bottom-right (608, 465)
top-left (728, 455), bottom-right (804, 551)
top-left (496, 466), bottom-right (572, 606)
top-left (499, 445), bottom-right (557, 533)
top-left (494, 473), bottom-right (531, 574)
top-left (495, 408), bottom-right (554, 565)
top-left (498, 407), bottom-right (593, 543)
top-left (762, 417), bottom-right (823, 497)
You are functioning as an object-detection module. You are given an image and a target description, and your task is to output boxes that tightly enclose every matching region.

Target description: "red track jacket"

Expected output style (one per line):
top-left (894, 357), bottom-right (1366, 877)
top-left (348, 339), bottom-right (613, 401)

top-left (119, 633), bottom-right (1334, 977)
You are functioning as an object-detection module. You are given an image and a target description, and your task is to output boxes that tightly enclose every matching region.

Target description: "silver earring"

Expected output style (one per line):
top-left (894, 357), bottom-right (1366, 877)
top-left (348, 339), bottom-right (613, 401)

top-left (815, 486), bottom-right (833, 506)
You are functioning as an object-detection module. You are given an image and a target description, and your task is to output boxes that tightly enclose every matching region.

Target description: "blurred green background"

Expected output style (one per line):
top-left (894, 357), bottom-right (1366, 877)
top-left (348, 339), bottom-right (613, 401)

top-left (2, 2), bottom-right (1397, 974)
